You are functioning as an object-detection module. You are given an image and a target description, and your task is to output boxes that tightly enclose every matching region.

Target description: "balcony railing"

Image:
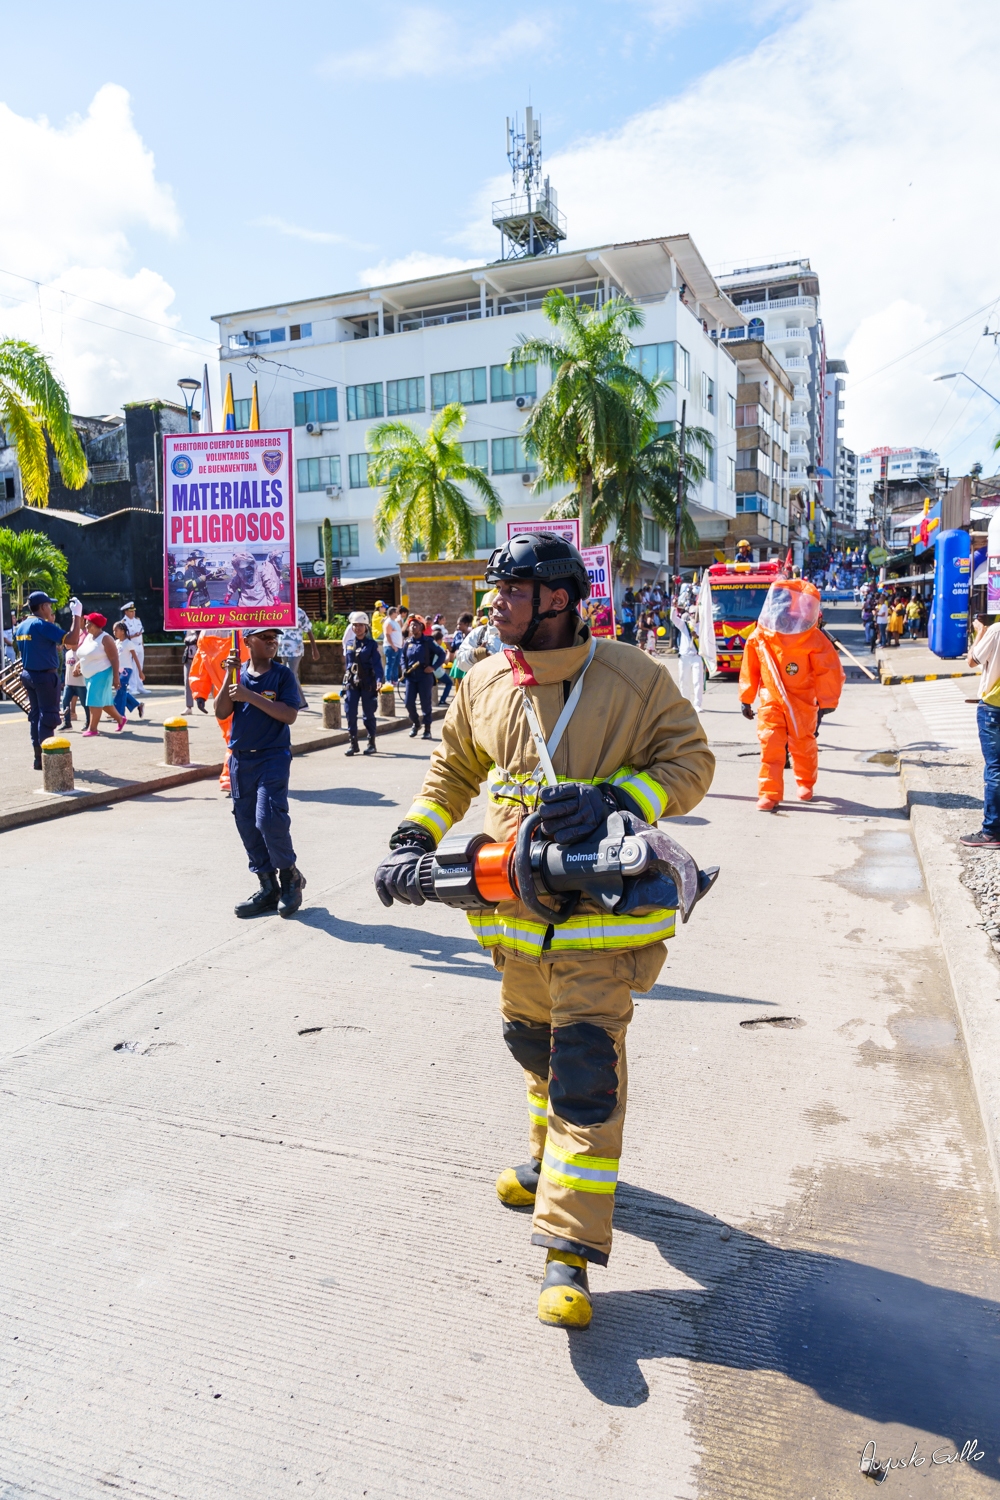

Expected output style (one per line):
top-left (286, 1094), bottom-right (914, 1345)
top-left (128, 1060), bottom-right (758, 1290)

top-left (729, 296), bottom-right (816, 315)
top-left (783, 356), bottom-right (809, 370)
top-left (770, 326), bottom-right (808, 340)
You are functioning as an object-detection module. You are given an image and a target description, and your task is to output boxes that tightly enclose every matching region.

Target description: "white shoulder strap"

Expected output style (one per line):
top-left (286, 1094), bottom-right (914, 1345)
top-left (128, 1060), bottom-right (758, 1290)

top-left (520, 636), bottom-right (598, 787)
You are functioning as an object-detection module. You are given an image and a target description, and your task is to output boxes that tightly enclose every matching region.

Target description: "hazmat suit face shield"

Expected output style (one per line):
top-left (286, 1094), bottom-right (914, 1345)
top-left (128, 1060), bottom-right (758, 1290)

top-left (757, 583), bottom-right (821, 635)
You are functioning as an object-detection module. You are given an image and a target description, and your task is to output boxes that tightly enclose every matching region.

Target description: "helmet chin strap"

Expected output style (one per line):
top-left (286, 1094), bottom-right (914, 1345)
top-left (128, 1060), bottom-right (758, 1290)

top-left (517, 581), bottom-right (575, 649)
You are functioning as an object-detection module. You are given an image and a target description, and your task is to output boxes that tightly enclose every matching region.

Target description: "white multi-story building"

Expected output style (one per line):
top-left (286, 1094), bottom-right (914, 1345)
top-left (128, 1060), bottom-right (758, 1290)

top-left (857, 447), bottom-right (940, 533)
top-left (211, 235), bottom-right (743, 582)
top-left (717, 259), bottom-right (825, 552)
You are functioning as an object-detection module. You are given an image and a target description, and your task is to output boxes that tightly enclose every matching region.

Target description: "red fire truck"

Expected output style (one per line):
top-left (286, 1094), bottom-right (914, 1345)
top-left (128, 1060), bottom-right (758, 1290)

top-left (706, 559), bottom-right (783, 674)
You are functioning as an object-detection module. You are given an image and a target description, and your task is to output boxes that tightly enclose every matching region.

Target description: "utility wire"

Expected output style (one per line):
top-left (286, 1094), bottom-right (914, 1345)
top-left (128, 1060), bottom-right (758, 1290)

top-left (0, 265), bottom-right (217, 345)
top-left (851, 296), bottom-right (1000, 388)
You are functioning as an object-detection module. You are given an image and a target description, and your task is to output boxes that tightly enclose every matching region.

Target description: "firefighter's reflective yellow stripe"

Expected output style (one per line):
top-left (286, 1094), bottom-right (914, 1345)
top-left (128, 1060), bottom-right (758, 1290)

top-left (527, 1091), bottom-right (548, 1122)
top-left (608, 767), bottom-right (668, 823)
top-left (542, 1141), bottom-right (619, 1194)
top-left (467, 906), bottom-right (675, 957)
top-left (402, 797), bottom-right (453, 845)
top-left (487, 765), bottom-right (608, 808)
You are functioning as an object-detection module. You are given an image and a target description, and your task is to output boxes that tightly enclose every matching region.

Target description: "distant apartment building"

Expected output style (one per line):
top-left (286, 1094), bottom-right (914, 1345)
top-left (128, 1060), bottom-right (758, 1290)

top-left (822, 359), bottom-right (851, 529)
top-left (705, 338), bottom-right (793, 555)
top-left (212, 235), bottom-right (746, 583)
top-left (856, 447), bottom-right (941, 543)
top-left (717, 258), bottom-right (825, 554)
top-left (835, 445), bottom-right (858, 531)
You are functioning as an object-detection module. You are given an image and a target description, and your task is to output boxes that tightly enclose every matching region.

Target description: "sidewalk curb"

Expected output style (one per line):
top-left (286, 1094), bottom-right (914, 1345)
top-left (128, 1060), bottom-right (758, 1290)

top-left (880, 669), bottom-right (974, 687)
top-left (0, 708), bottom-right (446, 835)
top-left (897, 751), bottom-right (1000, 1200)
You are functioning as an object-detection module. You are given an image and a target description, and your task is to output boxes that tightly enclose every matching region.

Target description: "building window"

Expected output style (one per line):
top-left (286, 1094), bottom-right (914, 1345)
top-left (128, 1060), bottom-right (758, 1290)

top-left (432, 367), bottom-right (487, 409)
top-left (736, 449), bottom-right (762, 471)
top-left (386, 377), bottom-right (425, 416)
top-left (349, 453), bottom-right (373, 488)
top-left (460, 440), bottom-right (488, 471)
top-left (628, 342), bottom-right (690, 388)
top-left (228, 328), bottom-right (285, 350)
top-left (705, 446), bottom-right (716, 481)
top-left (316, 523), bottom-right (359, 557)
top-left (655, 420), bottom-right (677, 440)
top-left (702, 374), bottom-right (715, 413)
top-left (289, 323), bottom-right (312, 341)
top-left (642, 517), bottom-right (660, 552)
top-left (297, 456), bottom-right (342, 491)
top-left (727, 393), bottom-right (736, 426)
top-left (490, 363), bottom-right (537, 402)
top-left (346, 383), bottom-right (383, 421)
top-left (727, 456), bottom-right (736, 489)
top-left (747, 318), bottom-right (764, 340)
top-left (491, 436), bottom-right (535, 473)
top-left (735, 404), bottom-right (760, 428)
top-left (233, 398), bottom-right (252, 430)
top-left (294, 387), bottom-right (339, 426)
top-left (736, 494), bottom-right (769, 516)
top-left (473, 516), bottom-right (496, 550)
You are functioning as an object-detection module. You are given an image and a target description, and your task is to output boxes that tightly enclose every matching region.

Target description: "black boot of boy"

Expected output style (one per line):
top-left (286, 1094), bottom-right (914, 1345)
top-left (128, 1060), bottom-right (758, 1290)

top-left (235, 870), bottom-right (280, 918)
top-left (345, 737), bottom-right (360, 756)
top-left (277, 865), bottom-right (307, 918)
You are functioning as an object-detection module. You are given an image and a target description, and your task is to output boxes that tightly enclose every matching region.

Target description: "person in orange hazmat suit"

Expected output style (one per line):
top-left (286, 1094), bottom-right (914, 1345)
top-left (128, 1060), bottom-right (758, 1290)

top-left (738, 578), bottom-right (844, 811)
top-left (188, 629), bottom-right (250, 792)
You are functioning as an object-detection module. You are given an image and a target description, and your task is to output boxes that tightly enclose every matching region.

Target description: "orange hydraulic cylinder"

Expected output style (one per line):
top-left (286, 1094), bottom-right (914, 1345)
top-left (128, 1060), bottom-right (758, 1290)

top-left (473, 838), bottom-right (518, 903)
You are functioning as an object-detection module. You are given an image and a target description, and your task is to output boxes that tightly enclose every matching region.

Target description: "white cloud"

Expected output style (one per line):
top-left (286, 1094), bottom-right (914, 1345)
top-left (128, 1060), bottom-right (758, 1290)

top-left (529, 0), bottom-right (1000, 472)
top-left (0, 84), bottom-right (200, 414)
top-left (253, 216), bottom-right (357, 247)
top-left (357, 251), bottom-right (482, 287)
top-left (327, 7), bottom-right (552, 80)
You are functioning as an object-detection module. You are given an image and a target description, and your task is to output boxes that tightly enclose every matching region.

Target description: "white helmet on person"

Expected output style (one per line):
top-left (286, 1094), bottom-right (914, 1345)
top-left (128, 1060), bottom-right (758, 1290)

top-left (348, 611), bottom-right (370, 626)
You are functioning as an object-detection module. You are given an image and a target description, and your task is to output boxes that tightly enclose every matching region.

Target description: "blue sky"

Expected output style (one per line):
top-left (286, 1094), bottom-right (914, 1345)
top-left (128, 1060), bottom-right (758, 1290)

top-left (1, 0), bottom-right (998, 475)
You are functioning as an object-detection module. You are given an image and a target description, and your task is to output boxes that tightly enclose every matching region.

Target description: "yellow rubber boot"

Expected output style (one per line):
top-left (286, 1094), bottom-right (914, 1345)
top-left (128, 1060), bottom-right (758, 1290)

top-left (537, 1250), bottom-right (592, 1329)
top-left (496, 1159), bottom-right (540, 1207)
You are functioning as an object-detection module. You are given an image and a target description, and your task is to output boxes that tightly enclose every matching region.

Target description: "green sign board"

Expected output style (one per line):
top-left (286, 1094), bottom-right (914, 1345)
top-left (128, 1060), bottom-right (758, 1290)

top-left (868, 546), bottom-right (889, 566)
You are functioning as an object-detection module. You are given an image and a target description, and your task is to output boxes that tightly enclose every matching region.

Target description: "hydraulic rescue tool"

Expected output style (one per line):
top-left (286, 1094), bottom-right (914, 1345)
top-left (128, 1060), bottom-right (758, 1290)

top-left (390, 808), bottom-right (720, 925)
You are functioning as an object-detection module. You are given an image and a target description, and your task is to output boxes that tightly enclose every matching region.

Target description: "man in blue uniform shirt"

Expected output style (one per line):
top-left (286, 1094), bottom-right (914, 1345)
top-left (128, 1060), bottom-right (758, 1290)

top-left (343, 610), bottom-right (384, 756)
top-left (15, 590), bottom-right (83, 769)
top-left (215, 626), bottom-right (306, 919)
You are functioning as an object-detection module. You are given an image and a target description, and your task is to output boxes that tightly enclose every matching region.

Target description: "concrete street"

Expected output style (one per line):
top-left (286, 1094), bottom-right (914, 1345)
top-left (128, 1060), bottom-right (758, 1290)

top-left (3, 644), bottom-right (1000, 1498)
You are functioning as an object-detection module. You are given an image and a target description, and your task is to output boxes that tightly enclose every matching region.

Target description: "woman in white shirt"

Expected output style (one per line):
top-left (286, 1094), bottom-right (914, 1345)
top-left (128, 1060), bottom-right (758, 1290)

top-left (78, 613), bottom-right (126, 736)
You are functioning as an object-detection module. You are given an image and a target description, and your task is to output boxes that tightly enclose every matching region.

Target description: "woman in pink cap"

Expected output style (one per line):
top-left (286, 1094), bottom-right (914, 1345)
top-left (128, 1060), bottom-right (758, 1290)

top-left (77, 614), bottom-right (127, 736)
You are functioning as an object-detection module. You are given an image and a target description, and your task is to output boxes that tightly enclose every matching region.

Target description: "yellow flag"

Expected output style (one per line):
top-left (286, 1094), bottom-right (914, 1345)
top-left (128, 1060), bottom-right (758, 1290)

top-left (249, 381), bottom-right (260, 431)
top-left (222, 373), bottom-right (236, 432)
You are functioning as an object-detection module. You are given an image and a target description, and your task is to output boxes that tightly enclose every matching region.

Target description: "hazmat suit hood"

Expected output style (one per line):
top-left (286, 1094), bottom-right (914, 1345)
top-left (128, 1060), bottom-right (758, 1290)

top-left (757, 578), bottom-right (822, 637)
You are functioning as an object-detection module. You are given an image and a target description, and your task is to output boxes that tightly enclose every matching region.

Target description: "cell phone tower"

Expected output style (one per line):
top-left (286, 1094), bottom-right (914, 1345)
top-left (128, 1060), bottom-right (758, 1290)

top-left (492, 105), bottom-right (566, 261)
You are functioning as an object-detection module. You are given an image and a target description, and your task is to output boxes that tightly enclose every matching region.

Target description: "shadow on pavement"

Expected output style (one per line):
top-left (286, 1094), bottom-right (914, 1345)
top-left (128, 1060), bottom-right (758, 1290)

top-left (905, 789), bottom-right (983, 812)
top-left (299, 907), bottom-right (498, 978)
top-left (567, 1185), bottom-right (1000, 1472)
top-left (289, 787), bottom-right (398, 807)
top-left (636, 985), bottom-right (775, 1006)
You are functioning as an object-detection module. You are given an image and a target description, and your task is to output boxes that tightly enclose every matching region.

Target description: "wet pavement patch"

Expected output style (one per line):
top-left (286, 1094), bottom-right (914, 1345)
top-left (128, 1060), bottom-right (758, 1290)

top-left (833, 829), bottom-right (924, 905)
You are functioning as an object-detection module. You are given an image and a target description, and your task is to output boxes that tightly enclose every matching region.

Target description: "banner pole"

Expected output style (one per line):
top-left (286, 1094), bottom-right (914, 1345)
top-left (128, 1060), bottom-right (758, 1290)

top-left (231, 628), bottom-right (239, 686)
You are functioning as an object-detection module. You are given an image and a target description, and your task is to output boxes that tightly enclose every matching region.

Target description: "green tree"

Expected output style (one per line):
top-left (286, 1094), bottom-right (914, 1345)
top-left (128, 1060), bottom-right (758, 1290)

top-left (0, 339), bottom-right (87, 506)
top-left (511, 291), bottom-right (659, 546)
top-left (368, 403), bottom-right (502, 560)
top-left (0, 527), bottom-right (70, 612)
top-left (597, 419), bottom-right (713, 581)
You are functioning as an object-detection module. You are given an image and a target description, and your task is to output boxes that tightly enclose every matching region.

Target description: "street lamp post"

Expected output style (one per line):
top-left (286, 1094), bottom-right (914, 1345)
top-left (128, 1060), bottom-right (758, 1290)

top-left (934, 372), bottom-right (1000, 406)
top-left (177, 377), bottom-right (201, 434)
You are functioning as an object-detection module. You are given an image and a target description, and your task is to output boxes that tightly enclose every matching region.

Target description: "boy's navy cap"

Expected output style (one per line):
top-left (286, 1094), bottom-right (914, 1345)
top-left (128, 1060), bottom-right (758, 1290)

top-left (27, 590), bottom-right (56, 608)
top-left (242, 626), bottom-right (281, 638)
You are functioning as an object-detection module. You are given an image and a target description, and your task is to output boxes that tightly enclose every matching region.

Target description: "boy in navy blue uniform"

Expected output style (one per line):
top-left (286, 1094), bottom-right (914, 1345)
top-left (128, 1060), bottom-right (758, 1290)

top-left (15, 590), bottom-right (83, 769)
top-left (215, 626), bottom-right (306, 918)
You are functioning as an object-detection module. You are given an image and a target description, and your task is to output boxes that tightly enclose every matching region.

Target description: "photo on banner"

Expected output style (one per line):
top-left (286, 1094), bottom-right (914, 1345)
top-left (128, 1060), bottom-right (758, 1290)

top-left (163, 430), bottom-right (297, 630)
top-left (582, 544), bottom-right (616, 638)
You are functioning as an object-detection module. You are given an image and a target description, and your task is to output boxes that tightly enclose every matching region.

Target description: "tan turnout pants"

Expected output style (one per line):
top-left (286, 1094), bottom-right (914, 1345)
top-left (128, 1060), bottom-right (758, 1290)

top-left (496, 942), bottom-right (666, 1264)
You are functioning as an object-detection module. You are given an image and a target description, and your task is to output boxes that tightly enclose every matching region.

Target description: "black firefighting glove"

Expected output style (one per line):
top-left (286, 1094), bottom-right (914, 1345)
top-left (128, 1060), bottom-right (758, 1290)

top-left (375, 823), bottom-right (436, 907)
top-left (195, 696), bottom-right (208, 713)
top-left (538, 782), bottom-right (618, 845)
top-left (741, 703), bottom-right (755, 720)
top-left (815, 707), bottom-right (832, 737)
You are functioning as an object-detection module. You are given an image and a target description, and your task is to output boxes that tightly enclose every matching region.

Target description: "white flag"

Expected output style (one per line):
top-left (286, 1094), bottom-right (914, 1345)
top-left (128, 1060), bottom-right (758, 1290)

top-left (201, 363), bottom-right (214, 434)
top-left (697, 573), bottom-right (718, 675)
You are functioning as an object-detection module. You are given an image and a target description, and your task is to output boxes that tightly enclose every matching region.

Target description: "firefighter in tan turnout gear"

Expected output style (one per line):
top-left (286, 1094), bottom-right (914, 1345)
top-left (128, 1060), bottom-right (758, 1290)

top-left (375, 534), bottom-right (715, 1329)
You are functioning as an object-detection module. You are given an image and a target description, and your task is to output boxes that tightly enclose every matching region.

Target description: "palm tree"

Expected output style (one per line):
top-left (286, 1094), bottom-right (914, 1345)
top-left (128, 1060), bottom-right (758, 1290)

top-left (368, 403), bottom-right (502, 561)
top-left (0, 527), bottom-right (70, 612)
top-left (0, 340), bottom-right (87, 507)
top-left (511, 291), bottom-right (660, 545)
top-left (597, 419), bottom-right (713, 581)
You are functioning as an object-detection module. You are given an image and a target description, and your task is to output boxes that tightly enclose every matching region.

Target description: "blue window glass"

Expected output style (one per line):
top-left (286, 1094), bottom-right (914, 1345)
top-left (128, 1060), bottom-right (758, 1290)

top-left (294, 388), bottom-right (339, 426)
top-left (460, 440), bottom-right (488, 471)
top-left (431, 367), bottom-right (487, 409)
top-left (490, 364), bottom-right (537, 402)
top-left (349, 453), bottom-right (373, 488)
top-left (346, 384), bottom-right (383, 421)
top-left (386, 378), bottom-right (424, 416)
top-left (297, 456), bottom-right (342, 491)
top-left (491, 437), bottom-right (534, 473)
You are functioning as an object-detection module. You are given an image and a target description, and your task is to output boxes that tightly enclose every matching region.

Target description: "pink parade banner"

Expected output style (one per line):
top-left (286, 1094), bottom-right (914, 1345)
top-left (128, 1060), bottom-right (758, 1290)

top-left (505, 517), bottom-right (581, 549)
top-left (581, 543), bottom-right (616, 639)
top-left (163, 429), bottom-right (296, 630)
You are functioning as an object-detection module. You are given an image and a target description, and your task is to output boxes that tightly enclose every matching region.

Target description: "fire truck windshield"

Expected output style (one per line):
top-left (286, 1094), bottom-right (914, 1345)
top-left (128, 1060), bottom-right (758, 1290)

top-left (712, 586), bottom-right (771, 621)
